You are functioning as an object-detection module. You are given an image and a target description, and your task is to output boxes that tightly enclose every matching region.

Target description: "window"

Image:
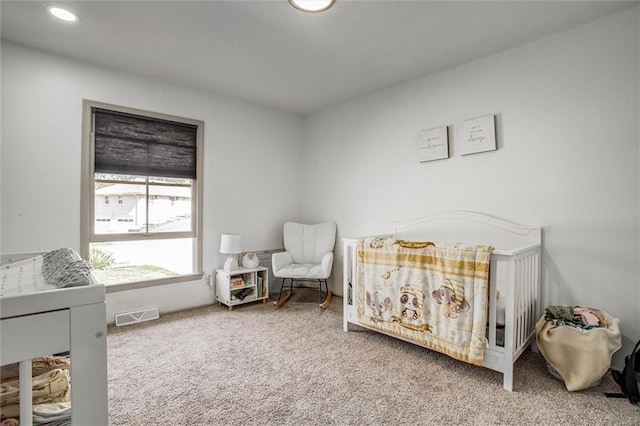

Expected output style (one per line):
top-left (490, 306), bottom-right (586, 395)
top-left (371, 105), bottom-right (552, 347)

top-left (81, 101), bottom-right (203, 289)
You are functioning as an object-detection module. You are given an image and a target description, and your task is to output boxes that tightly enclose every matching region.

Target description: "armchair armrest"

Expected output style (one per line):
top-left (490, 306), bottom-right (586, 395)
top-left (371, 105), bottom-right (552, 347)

top-left (272, 251), bottom-right (293, 275)
top-left (320, 252), bottom-right (334, 278)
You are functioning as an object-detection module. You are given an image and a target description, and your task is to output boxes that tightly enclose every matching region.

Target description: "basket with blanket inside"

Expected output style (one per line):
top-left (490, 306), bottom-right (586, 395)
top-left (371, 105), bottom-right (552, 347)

top-left (536, 306), bottom-right (622, 391)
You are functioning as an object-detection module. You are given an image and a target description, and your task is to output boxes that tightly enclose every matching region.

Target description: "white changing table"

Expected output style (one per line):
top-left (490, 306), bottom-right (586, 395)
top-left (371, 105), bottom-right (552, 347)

top-left (1, 253), bottom-right (108, 425)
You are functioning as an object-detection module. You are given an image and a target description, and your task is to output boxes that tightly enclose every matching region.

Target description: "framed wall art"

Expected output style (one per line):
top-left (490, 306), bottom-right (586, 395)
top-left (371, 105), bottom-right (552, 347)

top-left (461, 114), bottom-right (496, 155)
top-left (417, 126), bottom-right (449, 162)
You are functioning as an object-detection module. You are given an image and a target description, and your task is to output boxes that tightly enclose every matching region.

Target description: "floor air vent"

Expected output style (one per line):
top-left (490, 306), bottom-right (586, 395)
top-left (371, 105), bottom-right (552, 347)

top-left (115, 307), bottom-right (159, 326)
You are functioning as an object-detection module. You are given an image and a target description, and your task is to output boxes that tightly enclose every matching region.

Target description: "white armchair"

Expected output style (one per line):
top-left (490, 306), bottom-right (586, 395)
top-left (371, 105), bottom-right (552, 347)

top-left (272, 221), bottom-right (336, 308)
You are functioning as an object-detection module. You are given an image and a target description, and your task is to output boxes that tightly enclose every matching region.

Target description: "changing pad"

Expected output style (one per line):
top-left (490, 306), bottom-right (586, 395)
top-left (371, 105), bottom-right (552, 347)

top-left (1, 248), bottom-right (91, 297)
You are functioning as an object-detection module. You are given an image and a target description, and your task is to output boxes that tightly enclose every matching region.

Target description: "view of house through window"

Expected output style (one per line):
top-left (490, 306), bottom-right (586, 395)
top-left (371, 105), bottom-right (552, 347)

top-left (93, 174), bottom-right (192, 235)
top-left (82, 102), bottom-right (202, 286)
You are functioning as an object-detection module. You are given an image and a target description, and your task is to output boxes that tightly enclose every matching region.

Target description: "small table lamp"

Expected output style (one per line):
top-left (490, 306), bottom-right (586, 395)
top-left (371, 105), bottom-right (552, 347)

top-left (220, 234), bottom-right (241, 272)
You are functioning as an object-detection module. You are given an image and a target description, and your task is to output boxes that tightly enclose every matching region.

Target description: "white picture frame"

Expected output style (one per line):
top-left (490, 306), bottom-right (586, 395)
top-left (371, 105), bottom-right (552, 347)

top-left (417, 126), bottom-right (449, 162)
top-left (461, 114), bottom-right (496, 155)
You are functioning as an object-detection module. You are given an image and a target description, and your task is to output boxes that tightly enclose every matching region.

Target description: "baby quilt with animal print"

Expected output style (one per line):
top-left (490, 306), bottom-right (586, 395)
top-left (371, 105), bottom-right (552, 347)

top-left (356, 237), bottom-right (491, 366)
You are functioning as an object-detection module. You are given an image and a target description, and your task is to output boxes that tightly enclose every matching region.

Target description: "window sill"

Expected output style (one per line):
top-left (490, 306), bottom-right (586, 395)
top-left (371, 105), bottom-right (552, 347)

top-left (104, 273), bottom-right (204, 293)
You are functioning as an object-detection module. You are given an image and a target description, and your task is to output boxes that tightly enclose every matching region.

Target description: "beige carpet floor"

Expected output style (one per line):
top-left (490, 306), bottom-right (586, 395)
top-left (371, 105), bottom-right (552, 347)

top-left (107, 293), bottom-right (639, 425)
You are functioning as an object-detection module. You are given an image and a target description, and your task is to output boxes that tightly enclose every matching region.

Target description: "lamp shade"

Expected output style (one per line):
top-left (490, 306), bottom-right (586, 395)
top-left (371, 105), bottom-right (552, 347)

top-left (219, 234), bottom-right (241, 254)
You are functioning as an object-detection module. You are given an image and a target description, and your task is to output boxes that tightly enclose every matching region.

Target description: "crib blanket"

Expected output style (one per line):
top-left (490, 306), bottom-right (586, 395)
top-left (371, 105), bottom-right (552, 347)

top-left (356, 237), bottom-right (491, 365)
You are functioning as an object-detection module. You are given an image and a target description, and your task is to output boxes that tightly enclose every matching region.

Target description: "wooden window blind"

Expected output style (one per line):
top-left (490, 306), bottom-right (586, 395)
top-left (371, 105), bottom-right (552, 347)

top-left (93, 108), bottom-right (197, 179)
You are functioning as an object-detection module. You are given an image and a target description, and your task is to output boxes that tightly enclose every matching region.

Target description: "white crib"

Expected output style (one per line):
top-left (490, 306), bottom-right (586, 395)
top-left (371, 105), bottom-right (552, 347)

top-left (0, 251), bottom-right (108, 425)
top-left (342, 211), bottom-right (541, 391)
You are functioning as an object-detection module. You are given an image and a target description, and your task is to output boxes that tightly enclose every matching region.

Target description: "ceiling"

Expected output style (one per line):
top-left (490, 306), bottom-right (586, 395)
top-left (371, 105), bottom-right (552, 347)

top-left (1, 1), bottom-right (637, 116)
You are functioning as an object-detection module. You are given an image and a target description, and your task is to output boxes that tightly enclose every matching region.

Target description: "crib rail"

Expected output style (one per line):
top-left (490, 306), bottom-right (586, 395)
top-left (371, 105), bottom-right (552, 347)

top-left (512, 248), bottom-right (541, 357)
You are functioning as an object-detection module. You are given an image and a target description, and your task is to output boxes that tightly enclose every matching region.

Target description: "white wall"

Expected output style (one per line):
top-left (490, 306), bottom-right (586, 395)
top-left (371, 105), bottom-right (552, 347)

top-left (0, 42), bottom-right (303, 319)
top-left (301, 8), bottom-right (640, 367)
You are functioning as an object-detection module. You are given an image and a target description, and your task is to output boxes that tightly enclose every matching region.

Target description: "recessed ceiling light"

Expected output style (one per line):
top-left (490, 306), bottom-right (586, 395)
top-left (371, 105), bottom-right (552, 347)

top-left (47, 5), bottom-right (79, 23)
top-left (289, 0), bottom-right (335, 13)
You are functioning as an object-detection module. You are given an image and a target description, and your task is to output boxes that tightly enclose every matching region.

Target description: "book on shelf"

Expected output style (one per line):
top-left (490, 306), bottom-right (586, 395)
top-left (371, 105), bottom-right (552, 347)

top-left (244, 273), bottom-right (255, 286)
top-left (257, 275), bottom-right (263, 298)
top-left (230, 277), bottom-right (244, 287)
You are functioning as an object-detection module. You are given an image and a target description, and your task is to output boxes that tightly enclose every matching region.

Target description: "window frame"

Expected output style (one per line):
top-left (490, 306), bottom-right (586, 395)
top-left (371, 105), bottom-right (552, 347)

top-left (81, 100), bottom-right (204, 291)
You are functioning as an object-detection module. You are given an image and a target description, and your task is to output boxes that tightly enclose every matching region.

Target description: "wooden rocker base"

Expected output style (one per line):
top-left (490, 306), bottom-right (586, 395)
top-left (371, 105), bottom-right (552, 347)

top-left (272, 290), bottom-right (293, 308)
top-left (319, 290), bottom-right (332, 309)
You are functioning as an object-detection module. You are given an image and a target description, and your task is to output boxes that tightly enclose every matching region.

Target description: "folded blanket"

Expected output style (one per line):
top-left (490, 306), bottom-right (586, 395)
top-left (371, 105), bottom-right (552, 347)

top-left (536, 307), bottom-right (622, 391)
top-left (33, 401), bottom-right (72, 424)
top-left (0, 368), bottom-right (70, 419)
top-left (1, 356), bottom-right (70, 381)
top-left (32, 357), bottom-right (70, 377)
